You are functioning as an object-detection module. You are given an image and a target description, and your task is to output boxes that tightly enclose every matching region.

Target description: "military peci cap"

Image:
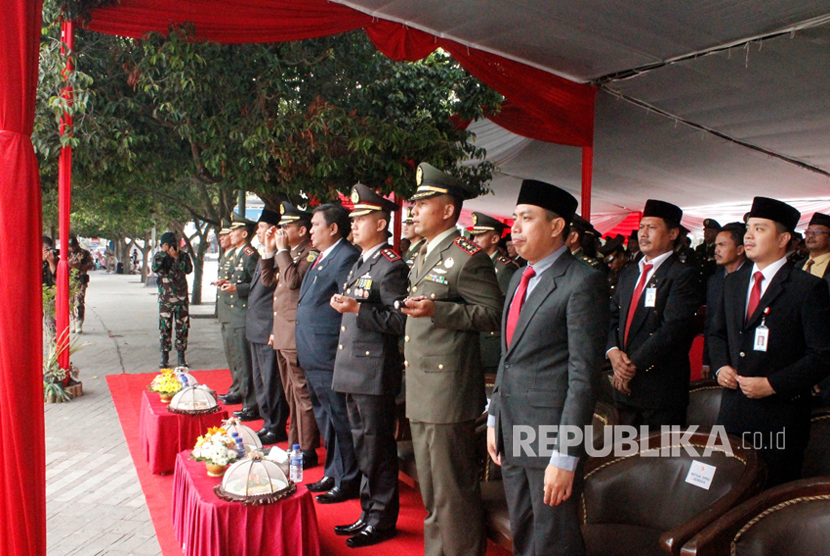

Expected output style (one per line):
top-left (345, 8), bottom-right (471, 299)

top-left (410, 162), bottom-right (478, 201)
top-left (403, 207), bottom-right (415, 225)
top-left (278, 201), bottom-right (312, 226)
top-left (218, 218), bottom-right (232, 236)
top-left (257, 208), bottom-right (281, 227)
top-left (229, 211), bottom-right (256, 230)
top-left (747, 197), bottom-right (800, 232)
top-left (349, 183), bottom-right (399, 217)
top-left (703, 218), bottom-right (721, 230)
top-left (642, 199), bottom-right (683, 227)
top-left (516, 179), bottom-right (578, 226)
top-left (469, 212), bottom-right (508, 235)
top-left (808, 212), bottom-right (830, 229)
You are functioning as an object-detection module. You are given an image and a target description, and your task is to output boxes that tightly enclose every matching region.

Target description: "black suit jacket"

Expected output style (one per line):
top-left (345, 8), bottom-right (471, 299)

top-left (245, 260), bottom-right (277, 345)
top-left (796, 256), bottom-right (830, 290)
top-left (490, 251), bottom-right (609, 467)
top-left (607, 254), bottom-right (700, 409)
top-left (296, 239), bottom-right (360, 372)
top-left (703, 263), bottom-right (750, 366)
top-left (709, 261), bottom-right (830, 447)
top-left (332, 244), bottom-right (408, 396)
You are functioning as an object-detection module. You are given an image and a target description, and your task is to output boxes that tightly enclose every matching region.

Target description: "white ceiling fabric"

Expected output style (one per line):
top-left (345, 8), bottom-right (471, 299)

top-left (335, 0), bottom-right (830, 231)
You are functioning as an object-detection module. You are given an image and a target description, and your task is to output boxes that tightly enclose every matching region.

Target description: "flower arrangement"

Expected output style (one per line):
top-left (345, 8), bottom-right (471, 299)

top-left (191, 427), bottom-right (240, 468)
top-left (148, 368), bottom-right (183, 396)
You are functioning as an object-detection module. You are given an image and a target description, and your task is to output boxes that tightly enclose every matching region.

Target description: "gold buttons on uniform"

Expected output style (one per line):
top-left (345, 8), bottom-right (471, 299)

top-left (412, 286), bottom-right (418, 292)
top-left (346, 289), bottom-right (351, 294)
top-left (430, 293), bottom-right (436, 299)
top-left (365, 351), bottom-right (371, 356)
top-left (339, 345), bottom-right (343, 350)
top-left (341, 326), bottom-right (346, 331)
top-left (740, 352), bottom-right (746, 357)
top-left (404, 361), bottom-right (409, 367)
top-left (438, 364), bottom-right (444, 370)
top-left (404, 336), bottom-right (410, 342)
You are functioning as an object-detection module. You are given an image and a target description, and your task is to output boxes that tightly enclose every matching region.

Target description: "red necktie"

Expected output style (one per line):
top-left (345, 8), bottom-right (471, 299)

top-left (805, 259), bottom-right (815, 274)
top-left (505, 266), bottom-right (536, 347)
top-left (312, 253), bottom-right (323, 269)
top-left (746, 271), bottom-right (764, 323)
top-left (623, 263), bottom-right (653, 347)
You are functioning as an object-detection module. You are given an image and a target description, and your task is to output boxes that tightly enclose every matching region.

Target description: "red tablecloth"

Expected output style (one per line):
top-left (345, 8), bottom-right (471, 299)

top-left (172, 452), bottom-right (320, 556)
top-left (139, 390), bottom-right (229, 474)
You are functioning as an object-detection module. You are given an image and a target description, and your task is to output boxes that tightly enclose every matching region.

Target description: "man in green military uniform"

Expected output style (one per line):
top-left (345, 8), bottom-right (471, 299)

top-left (401, 163), bottom-right (504, 556)
top-left (469, 211), bottom-right (518, 377)
top-left (152, 231), bottom-right (193, 368)
top-left (695, 218), bottom-right (721, 283)
top-left (566, 214), bottom-right (604, 270)
top-left (402, 207), bottom-right (425, 268)
top-left (216, 213), bottom-right (260, 420)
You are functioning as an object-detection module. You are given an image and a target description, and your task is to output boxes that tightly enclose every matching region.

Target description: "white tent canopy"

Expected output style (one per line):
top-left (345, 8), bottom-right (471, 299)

top-left (335, 0), bottom-right (830, 227)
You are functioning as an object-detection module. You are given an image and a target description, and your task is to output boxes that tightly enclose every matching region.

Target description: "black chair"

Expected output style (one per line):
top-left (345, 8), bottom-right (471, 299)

top-left (802, 406), bottom-right (830, 478)
top-left (681, 477), bottom-right (830, 556)
top-left (686, 379), bottom-right (723, 429)
top-left (580, 430), bottom-right (765, 556)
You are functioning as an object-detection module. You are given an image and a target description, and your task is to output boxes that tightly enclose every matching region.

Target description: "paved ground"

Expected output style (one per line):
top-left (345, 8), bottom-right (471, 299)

top-left (45, 259), bottom-right (223, 556)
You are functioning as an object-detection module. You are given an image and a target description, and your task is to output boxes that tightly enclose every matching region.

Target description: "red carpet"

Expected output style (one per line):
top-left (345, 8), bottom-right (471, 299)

top-left (108, 370), bottom-right (510, 556)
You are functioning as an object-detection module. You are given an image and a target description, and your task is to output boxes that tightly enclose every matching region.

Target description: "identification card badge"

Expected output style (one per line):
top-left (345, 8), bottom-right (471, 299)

top-left (644, 287), bottom-right (657, 308)
top-left (754, 323), bottom-right (769, 352)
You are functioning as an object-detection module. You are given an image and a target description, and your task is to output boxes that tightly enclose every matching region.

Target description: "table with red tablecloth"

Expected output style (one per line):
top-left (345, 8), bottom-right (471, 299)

top-left (138, 390), bottom-right (229, 474)
top-left (172, 452), bottom-right (320, 556)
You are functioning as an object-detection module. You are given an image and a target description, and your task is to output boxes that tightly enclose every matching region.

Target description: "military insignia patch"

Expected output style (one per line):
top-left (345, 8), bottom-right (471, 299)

top-left (472, 213), bottom-right (478, 225)
top-left (351, 189), bottom-right (360, 203)
top-left (243, 245), bottom-right (255, 256)
top-left (454, 236), bottom-right (481, 255)
top-left (444, 257), bottom-right (454, 268)
top-left (382, 249), bottom-right (401, 262)
top-left (416, 166), bottom-right (423, 185)
top-left (307, 252), bottom-right (319, 263)
top-left (498, 255), bottom-right (519, 268)
top-left (280, 203), bottom-right (285, 215)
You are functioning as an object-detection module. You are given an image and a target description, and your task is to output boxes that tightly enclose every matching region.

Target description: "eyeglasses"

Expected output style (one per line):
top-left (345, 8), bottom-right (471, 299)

top-left (804, 230), bottom-right (830, 237)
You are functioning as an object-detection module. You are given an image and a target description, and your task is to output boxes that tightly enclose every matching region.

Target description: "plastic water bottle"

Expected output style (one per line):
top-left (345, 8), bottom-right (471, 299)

top-left (232, 432), bottom-right (245, 458)
top-left (290, 444), bottom-right (303, 483)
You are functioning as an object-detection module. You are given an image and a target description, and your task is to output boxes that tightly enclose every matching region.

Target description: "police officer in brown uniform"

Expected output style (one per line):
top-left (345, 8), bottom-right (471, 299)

top-left (329, 184), bottom-right (409, 547)
top-left (470, 211), bottom-right (518, 376)
top-left (260, 202), bottom-right (321, 467)
top-left (401, 163), bottom-right (504, 556)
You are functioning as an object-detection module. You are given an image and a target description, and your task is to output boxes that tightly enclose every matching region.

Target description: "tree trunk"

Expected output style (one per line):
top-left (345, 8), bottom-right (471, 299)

top-left (137, 230), bottom-right (153, 283)
top-left (172, 219), bottom-right (212, 305)
top-left (118, 236), bottom-right (132, 274)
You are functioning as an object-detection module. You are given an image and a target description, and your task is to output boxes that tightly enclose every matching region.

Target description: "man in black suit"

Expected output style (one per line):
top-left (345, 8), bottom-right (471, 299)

top-left (487, 180), bottom-right (609, 556)
top-left (702, 222), bottom-right (748, 376)
top-left (606, 200), bottom-right (699, 429)
top-left (296, 203), bottom-right (361, 503)
top-left (246, 208), bottom-right (289, 444)
top-left (710, 197), bottom-right (830, 487)
top-left (329, 184), bottom-right (408, 547)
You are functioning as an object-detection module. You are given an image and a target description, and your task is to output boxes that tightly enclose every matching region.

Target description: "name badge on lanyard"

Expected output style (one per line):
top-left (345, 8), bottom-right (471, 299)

top-left (644, 287), bottom-right (657, 308)
top-left (754, 309), bottom-right (771, 352)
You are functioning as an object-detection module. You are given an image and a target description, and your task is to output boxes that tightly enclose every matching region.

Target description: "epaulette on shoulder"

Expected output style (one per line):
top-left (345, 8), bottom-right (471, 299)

top-left (382, 248), bottom-right (401, 262)
top-left (497, 255), bottom-right (519, 268)
top-left (454, 236), bottom-right (481, 255)
top-left (243, 245), bottom-right (256, 257)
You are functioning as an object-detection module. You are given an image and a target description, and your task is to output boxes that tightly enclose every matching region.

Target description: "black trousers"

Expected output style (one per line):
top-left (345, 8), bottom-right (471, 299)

top-left (501, 461), bottom-right (586, 556)
top-left (305, 368), bottom-right (359, 490)
top-left (250, 341), bottom-right (288, 435)
top-left (345, 392), bottom-right (399, 529)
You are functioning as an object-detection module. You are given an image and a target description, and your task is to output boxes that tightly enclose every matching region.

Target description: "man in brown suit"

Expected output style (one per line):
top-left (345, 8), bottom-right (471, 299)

top-left (260, 201), bottom-right (320, 468)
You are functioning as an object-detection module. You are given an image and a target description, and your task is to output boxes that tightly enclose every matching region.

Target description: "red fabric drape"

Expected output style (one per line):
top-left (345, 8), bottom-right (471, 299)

top-left (0, 0), bottom-right (46, 554)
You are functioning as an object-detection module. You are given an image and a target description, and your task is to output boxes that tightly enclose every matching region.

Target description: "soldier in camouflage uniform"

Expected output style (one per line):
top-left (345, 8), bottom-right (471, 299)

top-left (67, 235), bottom-right (95, 334)
top-left (152, 231), bottom-right (193, 368)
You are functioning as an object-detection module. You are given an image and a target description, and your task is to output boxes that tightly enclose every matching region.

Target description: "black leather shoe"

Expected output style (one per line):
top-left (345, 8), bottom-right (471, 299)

top-left (316, 486), bottom-right (359, 504)
top-left (334, 519), bottom-right (367, 536)
top-left (346, 526), bottom-right (397, 548)
top-left (306, 476), bottom-right (335, 493)
top-left (219, 394), bottom-right (242, 405)
top-left (233, 407), bottom-right (261, 421)
top-left (257, 431), bottom-right (282, 445)
top-left (302, 450), bottom-right (318, 470)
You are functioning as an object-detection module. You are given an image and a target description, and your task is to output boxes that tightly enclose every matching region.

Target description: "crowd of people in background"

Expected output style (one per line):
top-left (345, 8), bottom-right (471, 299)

top-left (44, 164), bottom-right (830, 554)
